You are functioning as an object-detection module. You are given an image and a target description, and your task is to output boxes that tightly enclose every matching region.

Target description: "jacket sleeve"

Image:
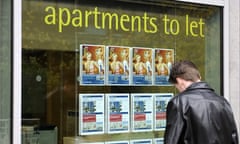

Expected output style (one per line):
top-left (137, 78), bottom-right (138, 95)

top-left (230, 111), bottom-right (238, 144)
top-left (164, 99), bottom-right (185, 144)
top-left (223, 99), bottom-right (239, 144)
top-left (228, 104), bottom-right (239, 144)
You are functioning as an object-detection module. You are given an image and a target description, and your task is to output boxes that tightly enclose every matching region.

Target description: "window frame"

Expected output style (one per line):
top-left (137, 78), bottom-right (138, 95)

top-left (13, 0), bottom-right (22, 143)
top-left (176, 0), bottom-right (224, 6)
top-left (13, 0), bottom-right (228, 144)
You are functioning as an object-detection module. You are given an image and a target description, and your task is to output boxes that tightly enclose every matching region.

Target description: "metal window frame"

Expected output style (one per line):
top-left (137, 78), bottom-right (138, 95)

top-left (176, 0), bottom-right (224, 6)
top-left (223, 1), bottom-right (229, 101)
top-left (13, 0), bottom-right (22, 143)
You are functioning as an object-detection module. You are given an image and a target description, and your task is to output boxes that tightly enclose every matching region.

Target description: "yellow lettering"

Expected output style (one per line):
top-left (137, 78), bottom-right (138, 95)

top-left (85, 10), bottom-right (92, 27)
top-left (170, 19), bottom-right (179, 35)
top-left (72, 9), bottom-right (83, 27)
top-left (190, 21), bottom-right (198, 37)
top-left (199, 18), bottom-right (205, 37)
top-left (142, 13), bottom-right (149, 33)
top-left (131, 15), bottom-right (141, 32)
top-left (163, 15), bottom-right (170, 35)
top-left (120, 14), bottom-right (130, 31)
top-left (186, 15), bottom-right (205, 37)
top-left (58, 8), bottom-right (71, 32)
top-left (102, 12), bottom-right (118, 30)
top-left (44, 6), bottom-right (56, 25)
top-left (185, 14), bottom-right (189, 36)
top-left (149, 17), bottom-right (158, 33)
top-left (43, 6), bottom-right (164, 35)
top-left (93, 7), bottom-right (101, 29)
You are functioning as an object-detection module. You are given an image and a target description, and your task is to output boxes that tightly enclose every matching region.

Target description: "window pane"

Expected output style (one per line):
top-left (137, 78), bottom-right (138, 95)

top-left (22, 1), bottom-right (222, 144)
top-left (0, 0), bottom-right (12, 143)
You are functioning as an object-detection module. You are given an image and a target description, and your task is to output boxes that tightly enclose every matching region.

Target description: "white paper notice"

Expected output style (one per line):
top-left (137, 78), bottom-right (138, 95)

top-left (79, 94), bottom-right (105, 135)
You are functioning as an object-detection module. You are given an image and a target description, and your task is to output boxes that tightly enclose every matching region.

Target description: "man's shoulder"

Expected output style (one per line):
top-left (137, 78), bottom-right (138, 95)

top-left (172, 89), bottom-right (230, 108)
top-left (170, 90), bottom-right (212, 104)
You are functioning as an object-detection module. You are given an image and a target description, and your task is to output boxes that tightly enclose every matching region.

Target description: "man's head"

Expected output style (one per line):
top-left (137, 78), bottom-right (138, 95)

top-left (168, 60), bottom-right (201, 92)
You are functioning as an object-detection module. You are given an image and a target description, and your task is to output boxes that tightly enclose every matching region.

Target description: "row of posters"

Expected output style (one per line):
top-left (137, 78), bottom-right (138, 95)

top-left (82, 138), bottom-right (163, 144)
top-left (79, 44), bottom-right (174, 86)
top-left (79, 93), bottom-right (173, 135)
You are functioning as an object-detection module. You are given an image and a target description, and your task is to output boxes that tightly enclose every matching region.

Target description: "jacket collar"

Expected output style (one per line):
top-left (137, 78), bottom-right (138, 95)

top-left (185, 81), bottom-right (214, 92)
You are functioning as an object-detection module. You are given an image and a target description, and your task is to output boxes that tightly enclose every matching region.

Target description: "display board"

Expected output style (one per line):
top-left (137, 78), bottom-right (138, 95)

top-left (80, 44), bottom-right (174, 86)
top-left (154, 138), bottom-right (164, 144)
top-left (154, 49), bottom-right (174, 85)
top-left (131, 93), bottom-right (153, 132)
top-left (78, 45), bottom-right (174, 142)
top-left (130, 139), bottom-right (153, 144)
top-left (132, 47), bottom-right (153, 85)
top-left (106, 93), bottom-right (130, 134)
top-left (79, 94), bottom-right (105, 135)
top-left (106, 46), bottom-right (131, 85)
top-left (80, 44), bottom-right (105, 85)
top-left (78, 93), bottom-right (173, 138)
top-left (153, 93), bottom-right (173, 130)
top-left (105, 141), bottom-right (129, 144)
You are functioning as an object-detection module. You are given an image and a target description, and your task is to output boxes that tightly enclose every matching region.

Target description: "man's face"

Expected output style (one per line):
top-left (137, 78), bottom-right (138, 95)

top-left (174, 83), bottom-right (182, 92)
top-left (174, 78), bottom-right (185, 92)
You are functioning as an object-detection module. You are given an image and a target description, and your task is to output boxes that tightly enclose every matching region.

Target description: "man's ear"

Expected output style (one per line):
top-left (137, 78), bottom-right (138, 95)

top-left (176, 77), bottom-right (194, 91)
top-left (176, 77), bottom-right (183, 84)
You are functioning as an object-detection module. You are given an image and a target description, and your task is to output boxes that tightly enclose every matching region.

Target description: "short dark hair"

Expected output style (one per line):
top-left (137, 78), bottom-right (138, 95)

top-left (168, 60), bottom-right (201, 84)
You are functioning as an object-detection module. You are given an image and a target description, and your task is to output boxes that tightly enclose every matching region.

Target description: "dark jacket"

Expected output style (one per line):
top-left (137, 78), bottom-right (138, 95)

top-left (164, 82), bottom-right (238, 144)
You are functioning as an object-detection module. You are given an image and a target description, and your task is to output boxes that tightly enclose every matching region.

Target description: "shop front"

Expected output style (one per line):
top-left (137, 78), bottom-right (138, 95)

top-left (9, 0), bottom-right (229, 144)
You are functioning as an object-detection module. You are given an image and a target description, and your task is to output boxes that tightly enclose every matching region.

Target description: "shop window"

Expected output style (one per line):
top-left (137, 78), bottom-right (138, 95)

top-left (22, 0), bottom-right (222, 144)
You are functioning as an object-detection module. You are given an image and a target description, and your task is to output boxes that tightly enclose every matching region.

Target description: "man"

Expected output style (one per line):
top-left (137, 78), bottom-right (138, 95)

top-left (164, 60), bottom-right (238, 144)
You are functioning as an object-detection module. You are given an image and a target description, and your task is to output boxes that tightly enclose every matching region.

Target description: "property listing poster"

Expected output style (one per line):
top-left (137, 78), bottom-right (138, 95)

top-left (81, 142), bottom-right (105, 144)
top-left (130, 139), bottom-right (152, 144)
top-left (106, 93), bottom-right (130, 133)
top-left (79, 94), bottom-right (105, 135)
top-left (106, 46), bottom-right (131, 85)
top-left (105, 141), bottom-right (129, 144)
top-left (132, 47), bottom-right (153, 85)
top-left (80, 44), bottom-right (105, 85)
top-left (154, 93), bottom-right (173, 130)
top-left (154, 49), bottom-right (174, 85)
top-left (154, 138), bottom-right (164, 144)
top-left (131, 94), bottom-right (153, 132)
